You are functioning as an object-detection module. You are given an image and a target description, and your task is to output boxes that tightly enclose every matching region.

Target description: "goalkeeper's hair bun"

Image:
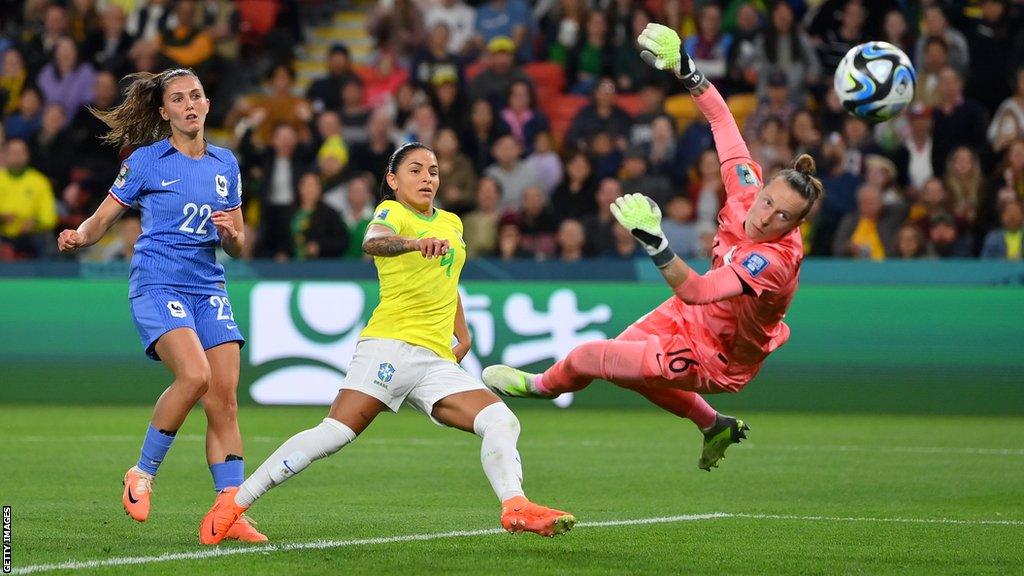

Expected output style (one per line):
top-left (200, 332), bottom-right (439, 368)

top-left (773, 153), bottom-right (824, 220)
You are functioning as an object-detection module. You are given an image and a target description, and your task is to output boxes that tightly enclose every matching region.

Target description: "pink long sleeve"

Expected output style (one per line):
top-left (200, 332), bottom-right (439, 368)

top-left (673, 265), bottom-right (745, 305)
top-left (692, 84), bottom-right (751, 165)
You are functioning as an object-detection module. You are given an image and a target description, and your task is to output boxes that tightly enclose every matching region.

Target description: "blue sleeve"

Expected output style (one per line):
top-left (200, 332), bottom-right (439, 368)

top-left (227, 155), bottom-right (242, 211)
top-left (108, 149), bottom-right (147, 207)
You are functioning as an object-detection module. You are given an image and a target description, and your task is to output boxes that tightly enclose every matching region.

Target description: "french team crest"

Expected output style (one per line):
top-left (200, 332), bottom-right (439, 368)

top-left (215, 174), bottom-right (228, 197)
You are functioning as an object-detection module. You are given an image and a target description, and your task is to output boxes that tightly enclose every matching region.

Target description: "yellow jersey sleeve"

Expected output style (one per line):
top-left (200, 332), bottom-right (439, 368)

top-left (361, 202), bottom-right (467, 361)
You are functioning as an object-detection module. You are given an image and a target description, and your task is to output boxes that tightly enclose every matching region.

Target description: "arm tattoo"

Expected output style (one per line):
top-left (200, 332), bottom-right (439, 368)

top-left (363, 235), bottom-right (415, 257)
top-left (688, 77), bottom-right (711, 96)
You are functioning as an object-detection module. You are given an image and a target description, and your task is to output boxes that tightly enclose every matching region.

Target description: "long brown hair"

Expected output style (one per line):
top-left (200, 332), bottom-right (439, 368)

top-left (774, 153), bottom-right (824, 218)
top-left (90, 68), bottom-right (201, 148)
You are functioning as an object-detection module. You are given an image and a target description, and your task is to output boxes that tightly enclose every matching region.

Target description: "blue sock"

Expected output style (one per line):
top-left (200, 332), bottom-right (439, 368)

top-left (137, 423), bottom-right (176, 476)
top-left (210, 458), bottom-right (245, 492)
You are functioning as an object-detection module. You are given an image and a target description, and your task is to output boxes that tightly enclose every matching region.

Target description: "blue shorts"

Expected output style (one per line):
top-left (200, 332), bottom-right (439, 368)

top-left (129, 288), bottom-right (245, 360)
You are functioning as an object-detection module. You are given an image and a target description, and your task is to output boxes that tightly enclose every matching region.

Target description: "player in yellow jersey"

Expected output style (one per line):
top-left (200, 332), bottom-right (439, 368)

top-left (200, 143), bottom-right (575, 544)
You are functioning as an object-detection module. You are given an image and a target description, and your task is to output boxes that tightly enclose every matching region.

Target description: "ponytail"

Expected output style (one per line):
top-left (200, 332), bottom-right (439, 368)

top-left (90, 68), bottom-right (201, 148)
top-left (775, 153), bottom-right (824, 218)
top-left (378, 141), bottom-right (433, 202)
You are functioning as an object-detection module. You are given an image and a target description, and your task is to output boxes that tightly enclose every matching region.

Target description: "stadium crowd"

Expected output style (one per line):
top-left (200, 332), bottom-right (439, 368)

top-left (1, 0), bottom-right (1023, 263)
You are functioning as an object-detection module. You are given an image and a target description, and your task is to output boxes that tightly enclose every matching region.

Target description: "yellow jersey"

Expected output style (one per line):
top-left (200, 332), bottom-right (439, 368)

top-left (361, 200), bottom-right (467, 361)
top-left (0, 168), bottom-right (57, 238)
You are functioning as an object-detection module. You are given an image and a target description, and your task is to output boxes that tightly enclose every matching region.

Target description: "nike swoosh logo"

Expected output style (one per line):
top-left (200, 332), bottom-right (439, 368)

top-left (161, 179), bottom-right (182, 186)
top-left (416, 231), bottom-right (428, 238)
top-left (127, 486), bottom-right (139, 504)
top-left (226, 324), bottom-right (238, 330)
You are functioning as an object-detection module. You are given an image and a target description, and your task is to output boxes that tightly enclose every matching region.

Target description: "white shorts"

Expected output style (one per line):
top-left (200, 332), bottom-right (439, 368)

top-left (340, 338), bottom-right (488, 425)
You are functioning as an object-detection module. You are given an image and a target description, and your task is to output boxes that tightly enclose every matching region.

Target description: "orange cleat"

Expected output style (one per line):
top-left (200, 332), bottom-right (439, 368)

top-left (224, 514), bottom-right (268, 543)
top-left (122, 466), bottom-right (154, 522)
top-left (500, 496), bottom-right (576, 537)
top-left (199, 487), bottom-right (248, 545)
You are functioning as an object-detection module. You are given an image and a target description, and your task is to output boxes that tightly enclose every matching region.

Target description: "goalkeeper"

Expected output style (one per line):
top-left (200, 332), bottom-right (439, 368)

top-left (483, 24), bottom-right (825, 471)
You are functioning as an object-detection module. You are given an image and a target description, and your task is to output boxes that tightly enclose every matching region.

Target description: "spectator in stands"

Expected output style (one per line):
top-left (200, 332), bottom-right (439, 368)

top-left (683, 4), bottom-right (731, 90)
top-left (661, 195), bottom-right (699, 259)
top-left (334, 173), bottom-right (376, 260)
top-left (126, 0), bottom-right (171, 42)
top-left (582, 177), bottom-right (622, 256)
top-left (894, 103), bottom-right (939, 193)
top-left (754, 1), bottom-right (819, 105)
top-left (841, 116), bottom-right (881, 177)
top-left (813, 132), bottom-right (863, 256)
top-left (402, 102), bottom-right (438, 147)
top-left (881, 9), bottom-right (914, 62)
top-left (749, 116), bottom-right (792, 173)
top-left (551, 150), bottom-right (596, 220)
top-left (915, 37), bottom-right (949, 107)
top-left (306, 43), bottom-right (358, 114)
top-left (425, 0), bottom-right (476, 55)
top-left (237, 63), bottom-right (312, 148)
top-left (0, 48), bottom-right (27, 118)
top-left (463, 176), bottom-right (503, 257)
top-left (22, 4), bottom-right (69, 76)
top-left (4, 86), bottom-right (43, 141)
top-left (620, 146), bottom-right (672, 209)
top-left (255, 123), bottom-right (310, 260)
top-left (556, 218), bottom-right (587, 262)
top-left (960, 0), bottom-right (1012, 113)
top-left (586, 130), bottom-right (622, 181)
top-left (832, 184), bottom-right (900, 260)
top-left (429, 68), bottom-right (470, 136)
top-left (565, 10), bottom-right (613, 95)
top-left (500, 79), bottom-right (549, 156)
top-left (346, 108), bottom-right (397, 183)
top-left (628, 83), bottom-right (668, 146)
top-left (980, 198), bottom-right (1024, 259)
top-left (915, 5), bottom-right (970, 77)
top-left (338, 77), bottom-right (371, 145)
top-left (745, 70), bottom-right (797, 141)
top-left (895, 224), bottom-right (926, 259)
top-left (461, 98), bottom-right (509, 174)
top-left (497, 220), bottom-right (529, 260)
top-left (28, 104), bottom-right (71, 190)
top-left (789, 109), bottom-right (823, 158)
top-left (469, 36), bottom-right (531, 111)
top-left (290, 172), bottom-right (348, 260)
top-left (864, 154), bottom-right (904, 211)
top-left (485, 134), bottom-right (537, 211)
top-left (815, 0), bottom-right (867, 82)
top-left (516, 186), bottom-right (565, 262)
top-left (944, 146), bottom-right (985, 227)
top-left (724, 1), bottom-right (761, 95)
top-left (435, 127), bottom-right (476, 214)
top-left (604, 221), bottom-right (644, 259)
top-left (645, 115), bottom-right (686, 187)
top-left (0, 138), bottom-right (57, 259)
top-left (411, 23), bottom-right (463, 90)
top-left (612, 7), bottom-right (658, 93)
top-left (314, 113), bottom-right (348, 193)
top-left (84, 4), bottom-right (132, 77)
top-left (539, 0), bottom-right (586, 65)
top-left (925, 211), bottom-right (971, 258)
top-left (988, 67), bottom-right (1024, 154)
top-left (158, 0), bottom-right (215, 70)
top-left (37, 37), bottom-right (95, 126)
top-left (565, 77), bottom-right (632, 152)
top-left (360, 52), bottom-right (410, 109)
top-left (690, 148), bottom-right (724, 228)
top-left (473, 0), bottom-right (534, 62)
top-left (523, 131), bottom-right (563, 195)
top-left (369, 0), bottom-right (426, 64)
top-left (907, 177), bottom-right (953, 235)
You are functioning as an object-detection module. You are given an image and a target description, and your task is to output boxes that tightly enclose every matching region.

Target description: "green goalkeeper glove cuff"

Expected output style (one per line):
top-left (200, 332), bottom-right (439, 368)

top-left (610, 194), bottom-right (676, 268)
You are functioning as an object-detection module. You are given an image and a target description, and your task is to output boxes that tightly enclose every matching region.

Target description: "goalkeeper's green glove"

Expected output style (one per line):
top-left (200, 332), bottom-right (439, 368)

top-left (610, 193), bottom-right (676, 268)
top-left (637, 23), bottom-right (705, 91)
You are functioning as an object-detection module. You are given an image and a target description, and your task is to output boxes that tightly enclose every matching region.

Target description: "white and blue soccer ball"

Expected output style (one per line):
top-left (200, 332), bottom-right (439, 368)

top-left (834, 41), bottom-right (916, 124)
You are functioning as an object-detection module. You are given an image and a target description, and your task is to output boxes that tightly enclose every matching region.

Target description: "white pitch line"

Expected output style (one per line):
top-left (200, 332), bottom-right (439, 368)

top-left (11, 512), bottom-right (1023, 575)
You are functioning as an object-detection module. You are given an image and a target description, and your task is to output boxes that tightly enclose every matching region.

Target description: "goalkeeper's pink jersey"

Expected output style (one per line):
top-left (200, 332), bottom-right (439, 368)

top-left (667, 86), bottom-right (804, 387)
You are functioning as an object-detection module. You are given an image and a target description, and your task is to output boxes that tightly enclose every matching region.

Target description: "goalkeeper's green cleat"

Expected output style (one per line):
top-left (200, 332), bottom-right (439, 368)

top-left (482, 365), bottom-right (554, 399)
top-left (698, 414), bottom-right (750, 471)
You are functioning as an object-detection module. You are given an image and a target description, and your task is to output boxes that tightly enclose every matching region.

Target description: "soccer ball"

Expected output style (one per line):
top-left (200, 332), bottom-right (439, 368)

top-left (834, 41), bottom-right (916, 124)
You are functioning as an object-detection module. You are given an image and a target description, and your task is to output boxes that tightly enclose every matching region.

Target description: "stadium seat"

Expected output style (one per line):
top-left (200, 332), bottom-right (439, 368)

top-left (522, 62), bottom-right (566, 95)
top-left (665, 93), bottom-right (702, 133)
top-left (726, 93), bottom-right (759, 132)
top-left (237, 0), bottom-right (280, 45)
top-left (543, 93), bottom-right (589, 146)
top-left (615, 93), bottom-right (645, 117)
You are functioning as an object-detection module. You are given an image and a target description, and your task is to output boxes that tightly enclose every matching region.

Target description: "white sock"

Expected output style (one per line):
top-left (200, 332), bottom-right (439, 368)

top-left (235, 418), bottom-right (356, 507)
top-left (473, 402), bottom-right (526, 503)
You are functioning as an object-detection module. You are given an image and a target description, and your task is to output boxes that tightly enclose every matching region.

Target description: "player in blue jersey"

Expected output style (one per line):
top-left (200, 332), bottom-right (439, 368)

top-left (56, 68), bottom-right (266, 542)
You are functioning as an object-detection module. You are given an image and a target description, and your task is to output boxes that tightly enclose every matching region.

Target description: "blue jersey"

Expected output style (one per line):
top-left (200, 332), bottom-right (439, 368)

top-left (108, 138), bottom-right (242, 297)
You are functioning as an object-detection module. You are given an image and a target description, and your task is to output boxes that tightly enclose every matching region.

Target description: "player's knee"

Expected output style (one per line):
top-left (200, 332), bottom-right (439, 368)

top-left (472, 402), bottom-right (520, 438)
top-left (176, 365), bottom-right (212, 399)
top-left (202, 387), bottom-right (238, 418)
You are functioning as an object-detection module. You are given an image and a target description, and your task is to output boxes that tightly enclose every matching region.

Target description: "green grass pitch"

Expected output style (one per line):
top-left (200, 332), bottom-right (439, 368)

top-left (2, 405), bottom-right (1023, 575)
